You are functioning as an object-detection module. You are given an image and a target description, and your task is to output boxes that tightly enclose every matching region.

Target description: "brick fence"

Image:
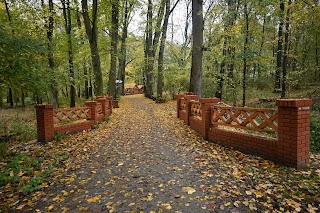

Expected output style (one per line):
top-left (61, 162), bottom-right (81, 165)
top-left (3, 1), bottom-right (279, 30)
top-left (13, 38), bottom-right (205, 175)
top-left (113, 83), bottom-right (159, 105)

top-left (176, 93), bottom-right (312, 169)
top-left (36, 96), bottom-right (113, 143)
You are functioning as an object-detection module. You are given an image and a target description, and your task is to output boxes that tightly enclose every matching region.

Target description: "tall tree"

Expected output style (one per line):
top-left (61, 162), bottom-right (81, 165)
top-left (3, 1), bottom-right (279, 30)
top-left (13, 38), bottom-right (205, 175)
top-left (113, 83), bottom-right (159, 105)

top-left (242, 0), bottom-right (249, 107)
top-left (190, 0), bottom-right (203, 97)
top-left (281, 0), bottom-right (292, 98)
top-left (82, 0), bottom-right (103, 96)
top-left (157, 0), bottom-right (171, 98)
top-left (275, 0), bottom-right (285, 92)
top-left (4, 0), bottom-right (14, 107)
top-left (109, 0), bottom-right (119, 99)
top-left (46, 0), bottom-right (59, 108)
top-left (144, 0), bottom-right (166, 98)
top-left (61, 0), bottom-right (76, 107)
top-left (157, 0), bottom-right (179, 97)
top-left (118, 0), bottom-right (133, 95)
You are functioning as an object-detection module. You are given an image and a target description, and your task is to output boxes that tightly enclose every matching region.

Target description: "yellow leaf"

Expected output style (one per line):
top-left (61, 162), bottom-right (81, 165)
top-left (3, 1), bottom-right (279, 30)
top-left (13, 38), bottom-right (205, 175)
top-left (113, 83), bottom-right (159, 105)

top-left (245, 190), bottom-right (252, 195)
top-left (146, 193), bottom-right (153, 201)
top-left (46, 205), bottom-right (55, 211)
top-left (17, 171), bottom-right (24, 177)
top-left (224, 202), bottom-right (231, 207)
top-left (182, 187), bottom-right (196, 194)
top-left (162, 203), bottom-right (172, 210)
top-left (87, 195), bottom-right (101, 203)
top-left (128, 203), bottom-right (135, 206)
top-left (53, 194), bottom-right (64, 202)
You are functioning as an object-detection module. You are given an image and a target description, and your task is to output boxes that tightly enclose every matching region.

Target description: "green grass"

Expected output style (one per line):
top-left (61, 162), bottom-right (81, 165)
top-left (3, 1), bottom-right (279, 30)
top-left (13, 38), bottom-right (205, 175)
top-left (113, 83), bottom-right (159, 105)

top-left (0, 151), bottom-right (69, 194)
top-left (0, 108), bottom-right (36, 142)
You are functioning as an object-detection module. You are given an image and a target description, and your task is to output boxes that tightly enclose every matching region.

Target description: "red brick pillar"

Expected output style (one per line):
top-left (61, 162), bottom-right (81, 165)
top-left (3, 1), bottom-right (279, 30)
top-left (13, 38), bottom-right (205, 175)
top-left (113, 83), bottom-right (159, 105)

top-left (200, 98), bottom-right (220, 139)
top-left (85, 101), bottom-right (98, 123)
top-left (185, 95), bottom-right (198, 125)
top-left (97, 98), bottom-right (107, 117)
top-left (176, 94), bottom-right (184, 118)
top-left (35, 104), bottom-right (54, 143)
top-left (106, 97), bottom-right (112, 115)
top-left (276, 99), bottom-right (312, 169)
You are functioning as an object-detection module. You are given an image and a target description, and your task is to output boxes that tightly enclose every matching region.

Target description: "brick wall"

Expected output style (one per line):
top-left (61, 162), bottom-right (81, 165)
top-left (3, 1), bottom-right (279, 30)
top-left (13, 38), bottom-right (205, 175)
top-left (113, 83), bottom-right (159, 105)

top-left (176, 94), bottom-right (313, 169)
top-left (36, 96), bottom-right (113, 143)
top-left (176, 94), bottom-right (198, 125)
top-left (189, 98), bottom-right (220, 139)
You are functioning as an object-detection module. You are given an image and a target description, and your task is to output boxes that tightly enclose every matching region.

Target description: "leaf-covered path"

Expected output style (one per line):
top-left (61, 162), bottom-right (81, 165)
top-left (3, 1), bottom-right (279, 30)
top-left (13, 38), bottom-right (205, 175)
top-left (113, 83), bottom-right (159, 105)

top-left (11, 95), bottom-right (320, 212)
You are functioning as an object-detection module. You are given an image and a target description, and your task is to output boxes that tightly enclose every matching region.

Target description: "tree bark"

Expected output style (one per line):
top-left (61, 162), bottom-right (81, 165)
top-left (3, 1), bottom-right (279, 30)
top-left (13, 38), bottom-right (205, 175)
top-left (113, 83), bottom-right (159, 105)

top-left (257, 14), bottom-right (266, 79)
top-left (109, 0), bottom-right (119, 99)
top-left (281, 0), bottom-right (291, 98)
top-left (242, 1), bottom-right (249, 107)
top-left (190, 0), bottom-right (203, 97)
top-left (118, 0), bottom-right (132, 96)
top-left (275, 0), bottom-right (284, 92)
top-left (61, 0), bottom-right (76, 107)
top-left (144, 0), bottom-right (166, 98)
top-left (157, 0), bottom-right (171, 98)
top-left (8, 88), bottom-right (13, 107)
top-left (46, 0), bottom-right (59, 108)
top-left (82, 0), bottom-right (103, 96)
top-left (144, 0), bottom-right (154, 98)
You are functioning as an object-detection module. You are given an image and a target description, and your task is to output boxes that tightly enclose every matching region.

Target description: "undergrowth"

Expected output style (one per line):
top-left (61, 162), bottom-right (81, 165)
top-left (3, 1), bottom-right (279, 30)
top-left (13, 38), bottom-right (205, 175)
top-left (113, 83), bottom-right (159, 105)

top-left (0, 151), bottom-right (69, 194)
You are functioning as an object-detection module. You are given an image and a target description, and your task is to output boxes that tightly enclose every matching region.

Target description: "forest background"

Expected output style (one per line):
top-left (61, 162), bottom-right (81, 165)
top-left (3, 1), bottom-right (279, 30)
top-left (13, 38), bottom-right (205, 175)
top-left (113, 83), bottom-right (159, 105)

top-left (0, 0), bottom-right (319, 152)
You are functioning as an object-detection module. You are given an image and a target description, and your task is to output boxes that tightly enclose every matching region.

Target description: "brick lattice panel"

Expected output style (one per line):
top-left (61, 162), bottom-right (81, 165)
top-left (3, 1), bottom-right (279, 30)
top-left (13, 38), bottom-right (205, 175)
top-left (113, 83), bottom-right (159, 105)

top-left (190, 101), bottom-right (202, 117)
top-left (54, 107), bottom-right (90, 124)
top-left (211, 105), bottom-right (278, 134)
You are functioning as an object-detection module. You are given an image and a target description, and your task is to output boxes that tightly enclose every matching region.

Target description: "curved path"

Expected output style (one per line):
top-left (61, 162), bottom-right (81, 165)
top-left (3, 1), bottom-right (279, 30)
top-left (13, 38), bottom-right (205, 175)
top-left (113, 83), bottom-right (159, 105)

top-left (23, 95), bottom-right (319, 213)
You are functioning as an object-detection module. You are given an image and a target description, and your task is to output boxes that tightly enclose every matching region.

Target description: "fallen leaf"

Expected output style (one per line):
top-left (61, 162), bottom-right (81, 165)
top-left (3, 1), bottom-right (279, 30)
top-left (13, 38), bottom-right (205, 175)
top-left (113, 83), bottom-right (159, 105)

top-left (162, 203), bottom-right (172, 210)
top-left (87, 195), bottom-right (101, 203)
top-left (16, 204), bottom-right (25, 210)
top-left (182, 187), bottom-right (196, 194)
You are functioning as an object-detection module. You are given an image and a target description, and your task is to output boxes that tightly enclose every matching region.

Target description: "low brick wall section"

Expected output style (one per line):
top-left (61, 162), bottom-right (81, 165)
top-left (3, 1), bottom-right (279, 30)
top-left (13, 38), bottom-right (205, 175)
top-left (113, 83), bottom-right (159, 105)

top-left (36, 96), bottom-right (113, 143)
top-left (177, 94), bottom-right (198, 125)
top-left (176, 93), bottom-right (312, 169)
top-left (189, 98), bottom-right (220, 139)
top-left (55, 120), bottom-right (95, 135)
top-left (208, 128), bottom-right (278, 162)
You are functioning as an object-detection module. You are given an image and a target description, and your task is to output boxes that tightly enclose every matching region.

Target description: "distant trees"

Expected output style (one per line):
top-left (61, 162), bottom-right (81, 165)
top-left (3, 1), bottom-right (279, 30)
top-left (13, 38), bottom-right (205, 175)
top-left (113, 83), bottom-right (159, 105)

top-left (1, 0), bottom-right (320, 108)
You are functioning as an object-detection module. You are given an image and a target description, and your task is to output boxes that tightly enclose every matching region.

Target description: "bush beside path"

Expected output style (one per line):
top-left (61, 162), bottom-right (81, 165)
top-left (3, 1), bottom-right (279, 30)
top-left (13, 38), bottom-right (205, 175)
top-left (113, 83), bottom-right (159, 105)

top-left (1, 94), bottom-right (319, 212)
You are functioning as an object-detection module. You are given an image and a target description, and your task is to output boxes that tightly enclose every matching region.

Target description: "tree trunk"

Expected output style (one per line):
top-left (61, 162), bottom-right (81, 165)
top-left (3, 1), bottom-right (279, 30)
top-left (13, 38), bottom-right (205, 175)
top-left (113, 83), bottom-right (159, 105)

top-left (21, 90), bottom-right (25, 110)
top-left (144, 0), bottom-right (154, 98)
top-left (316, 34), bottom-right (319, 81)
top-left (8, 88), bottom-right (13, 107)
top-left (118, 0), bottom-right (131, 96)
top-left (257, 14), bottom-right (266, 79)
top-left (275, 0), bottom-right (284, 92)
top-left (157, 0), bottom-right (171, 98)
top-left (190, 0), bottom-right (203, 97)
top-left (242, 1), bottom-right (249, 107)
top-left (144, 0), bottom-right (166, 98)
top-left (84, 62), bottom-right (89, 99)
top-left (43, 0), bottom-right (59, 108)
top-left (61, 0), bottom-right (76, 107)
top-left (281, 0), bottom-right (291, 98)
top-left (82, 0), bottom-right (103, 96)
top-left (109, 0), bottom-right (119, 99)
